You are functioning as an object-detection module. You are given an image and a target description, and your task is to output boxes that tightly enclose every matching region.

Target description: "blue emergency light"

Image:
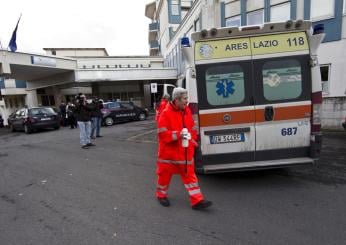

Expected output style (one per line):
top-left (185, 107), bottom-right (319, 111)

top-left (181, 37), bottom-right (190, 47)
top-left (313, 24), bottom-right (324, 35)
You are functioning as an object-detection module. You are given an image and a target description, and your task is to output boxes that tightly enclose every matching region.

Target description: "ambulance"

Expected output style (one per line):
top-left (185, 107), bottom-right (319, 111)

top-left (180, 20), bottom-right (324, 173)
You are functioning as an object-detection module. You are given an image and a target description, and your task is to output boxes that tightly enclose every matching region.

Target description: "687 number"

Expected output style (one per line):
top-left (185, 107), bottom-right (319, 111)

top-left (281, 127), bottom-right (297, 136)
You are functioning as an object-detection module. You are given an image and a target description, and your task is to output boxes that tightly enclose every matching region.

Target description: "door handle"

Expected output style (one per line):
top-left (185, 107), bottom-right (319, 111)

top-left (264, 106), bottom-right (274, 121)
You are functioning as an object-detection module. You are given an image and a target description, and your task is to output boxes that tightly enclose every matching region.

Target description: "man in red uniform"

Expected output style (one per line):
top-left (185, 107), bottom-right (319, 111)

top-left (155, 94), bottom-right (170, 123)
top-left (156, 87), bottom-right (212, 210)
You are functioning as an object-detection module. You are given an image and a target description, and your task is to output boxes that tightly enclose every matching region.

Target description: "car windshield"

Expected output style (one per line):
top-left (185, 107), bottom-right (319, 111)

top-left (30, 107), bottom-right (55, 115)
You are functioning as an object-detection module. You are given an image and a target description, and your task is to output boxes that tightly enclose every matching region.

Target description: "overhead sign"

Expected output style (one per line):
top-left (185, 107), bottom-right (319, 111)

top-left (150, 83), bottom-right (157, 93)
top-left (195, 32), bottom-right (309, 61)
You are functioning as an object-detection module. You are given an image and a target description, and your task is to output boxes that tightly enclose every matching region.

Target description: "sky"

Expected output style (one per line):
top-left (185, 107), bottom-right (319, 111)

top-left (0, 0), bottom-right (155, 56)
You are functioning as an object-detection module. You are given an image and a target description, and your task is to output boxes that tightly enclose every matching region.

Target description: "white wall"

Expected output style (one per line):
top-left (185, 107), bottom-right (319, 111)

top-left (318, 40), bottom-right (346, 98)
top-left (46, 49), bottom-right (108, 57)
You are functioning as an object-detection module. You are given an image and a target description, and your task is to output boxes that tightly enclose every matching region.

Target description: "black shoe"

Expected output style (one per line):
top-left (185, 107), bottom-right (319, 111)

top-left (192, 200), bottom-right (212, 210)
top-left (87, 143), bottom-right (96, 147)
top-left (157, 197), bottom-right (170, 207)
top-left (96, 135), bottom-right (103, 138)
top-left (81, 145), bottom-right (89, 149)
top-left (90, 136), bottom-right (96, 139)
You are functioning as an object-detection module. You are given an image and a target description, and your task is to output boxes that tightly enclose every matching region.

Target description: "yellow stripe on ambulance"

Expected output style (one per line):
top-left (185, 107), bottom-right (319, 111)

top-left (195, 32), bottom-right (309, 61)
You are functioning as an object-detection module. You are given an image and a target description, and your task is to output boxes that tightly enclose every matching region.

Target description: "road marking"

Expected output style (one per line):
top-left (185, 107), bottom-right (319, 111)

top-left (126, 129), bottom-right (157, 143)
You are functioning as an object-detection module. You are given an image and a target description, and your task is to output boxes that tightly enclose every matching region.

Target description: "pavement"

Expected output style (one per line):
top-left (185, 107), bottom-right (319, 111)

top-left (0, 120), bottom-right (346, 245)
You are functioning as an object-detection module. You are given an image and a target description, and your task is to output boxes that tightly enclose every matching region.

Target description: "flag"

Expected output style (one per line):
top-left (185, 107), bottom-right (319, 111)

top-left (8, 15), bottom-right (22, 52)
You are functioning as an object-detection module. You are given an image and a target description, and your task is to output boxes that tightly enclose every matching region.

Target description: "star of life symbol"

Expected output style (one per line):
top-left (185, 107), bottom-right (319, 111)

top-left (199, 44), bottom-right (213, 58)
top-left (266, 73), bottom-right (281, 87)
top-left (216, 79), bottom-right (235, 98)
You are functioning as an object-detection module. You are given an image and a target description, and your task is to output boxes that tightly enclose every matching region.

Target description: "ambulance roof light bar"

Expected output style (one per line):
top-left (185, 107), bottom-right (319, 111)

top-left (191, 20), bottom-right (312, 42)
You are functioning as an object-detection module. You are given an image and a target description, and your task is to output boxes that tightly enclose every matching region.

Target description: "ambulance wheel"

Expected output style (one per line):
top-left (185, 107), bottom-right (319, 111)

top-left (105, 117), bottom-right (114, 126)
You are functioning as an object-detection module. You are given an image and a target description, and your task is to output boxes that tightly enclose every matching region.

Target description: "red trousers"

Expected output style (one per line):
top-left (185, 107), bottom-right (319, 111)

top-left (156, 162), bottom-right (204, 206)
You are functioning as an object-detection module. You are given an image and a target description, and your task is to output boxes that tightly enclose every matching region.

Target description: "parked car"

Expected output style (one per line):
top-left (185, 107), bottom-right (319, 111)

top-left (0, 114), bottom-right (4, 128)
top-left (343, 116), bottom-right (346, 131)
top-left (8, 107), bottom-right (60, 134)
top-left (101, 101), bottom-right (148, 126)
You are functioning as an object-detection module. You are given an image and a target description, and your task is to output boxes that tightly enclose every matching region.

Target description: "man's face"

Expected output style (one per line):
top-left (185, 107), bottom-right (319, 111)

top-left (175, 93), bottom-right (188, 110)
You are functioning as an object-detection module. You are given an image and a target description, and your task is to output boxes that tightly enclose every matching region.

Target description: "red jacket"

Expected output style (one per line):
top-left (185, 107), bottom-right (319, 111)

top-left (157, 103), bottom-right (198, 164)
top-left (155, 99), bottom-right (169, 122)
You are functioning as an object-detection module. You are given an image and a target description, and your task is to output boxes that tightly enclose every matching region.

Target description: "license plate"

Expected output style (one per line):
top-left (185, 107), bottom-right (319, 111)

top-left (210, 133), bottom-right (245, 144)
top-left (41, 117), bottom-right (51, 121)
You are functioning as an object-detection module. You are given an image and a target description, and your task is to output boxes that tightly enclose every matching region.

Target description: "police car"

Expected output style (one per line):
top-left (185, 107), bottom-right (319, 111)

top-left (101, 101), bottom-right (148, 126)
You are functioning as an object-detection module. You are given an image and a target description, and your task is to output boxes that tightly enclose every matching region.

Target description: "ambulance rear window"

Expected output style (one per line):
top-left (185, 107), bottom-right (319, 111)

top-left (262, 59), bottom-right (302, 101)
top-left (205, 64), bottom-right (245, 106)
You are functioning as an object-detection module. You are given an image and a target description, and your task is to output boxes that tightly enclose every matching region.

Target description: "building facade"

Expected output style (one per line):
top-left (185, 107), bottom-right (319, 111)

top-left (145, 0), bottom-right (346, 130)
top-left (0, 48), bottom-right (177, 126)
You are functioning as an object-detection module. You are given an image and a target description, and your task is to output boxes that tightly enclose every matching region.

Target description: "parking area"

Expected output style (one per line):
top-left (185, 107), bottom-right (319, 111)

top-left (0, 119), bottom-right (346, 245)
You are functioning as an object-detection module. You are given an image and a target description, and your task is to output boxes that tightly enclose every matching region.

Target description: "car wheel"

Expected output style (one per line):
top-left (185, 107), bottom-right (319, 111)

top-left (105, 117), bottom-right (114, 126)
top-left (24, 125), bottom-right (31, 134)
top-left (138, 112), bottom-right (146, 121)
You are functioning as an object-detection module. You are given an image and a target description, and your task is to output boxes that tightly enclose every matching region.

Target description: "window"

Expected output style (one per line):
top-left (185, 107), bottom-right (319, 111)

top-left (31, 108), bottom-right (55, 115)
top-left (225, 0), bottom-right (241, 17)
top-left (262, 59), bottom-right (302, 101)
top-left (247, 0), bottom-right (264, 12)
top-left (121, 103), bottom-right (134, 110)
top-left (226, 15), bottom-right (241, 27)
top-left (271, 2), bottom-right (291, 22)
top-left (310, 0), bottom-right (334, 21)
top-left (320, 64), bottom-right (330, 93)
top-left (104, 102), bottom-right (120, 109)
top-left (205, 64), bottom-right (245, 106)
top-left (225, 1), bottom-right (241, 26)
top-left (247, 9), bottom-right (264, 25)
top-left (171, 0), bottom-right (180, 16)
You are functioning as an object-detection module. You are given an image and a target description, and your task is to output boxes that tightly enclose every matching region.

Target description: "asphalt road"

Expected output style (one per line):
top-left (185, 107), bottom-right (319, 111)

top-left (0, 119), bottom-right (345, 245)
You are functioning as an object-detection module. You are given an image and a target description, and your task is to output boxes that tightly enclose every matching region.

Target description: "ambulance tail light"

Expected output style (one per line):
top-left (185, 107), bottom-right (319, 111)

top-left (189, 103), bottom-right (200, 137)
top-left (311, 91), bottom-right (322, 133)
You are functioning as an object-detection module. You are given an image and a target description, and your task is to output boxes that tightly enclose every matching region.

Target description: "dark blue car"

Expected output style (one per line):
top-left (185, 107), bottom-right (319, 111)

top-left (8, 107), bottom-right (60, 134)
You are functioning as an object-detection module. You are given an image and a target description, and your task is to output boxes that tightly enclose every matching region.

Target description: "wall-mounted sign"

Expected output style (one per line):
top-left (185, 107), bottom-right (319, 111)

top-left (151, 83), bottom-right (157, 93)
top-left (31, 56), bottom-right (56, 67)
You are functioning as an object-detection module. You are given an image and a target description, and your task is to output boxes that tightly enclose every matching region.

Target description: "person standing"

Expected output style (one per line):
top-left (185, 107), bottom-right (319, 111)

top-left (66, 101), bottom-right (76, 129)
top-left (155, 94), bottom-right (170, 123)
top-left (90, 98), bottom-right (104, 139)
top-left (59, 101), bottom-right (67, 126)
top-left (74, 94), bottom-right (95, 149)
top-left (156, 87), bottom-right (212, 210)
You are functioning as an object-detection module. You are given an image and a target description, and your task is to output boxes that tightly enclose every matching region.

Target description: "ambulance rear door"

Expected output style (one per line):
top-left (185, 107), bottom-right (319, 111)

top-left (250, 32), bottom-right (312, 162)
top-left (253, 55), bottom-right (312, 161)
top-left (196, 60), bottom-right (256, 167)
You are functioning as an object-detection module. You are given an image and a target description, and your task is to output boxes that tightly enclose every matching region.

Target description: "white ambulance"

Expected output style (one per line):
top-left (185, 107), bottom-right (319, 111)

top-left (181, 20), bottom-right (324, 173)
